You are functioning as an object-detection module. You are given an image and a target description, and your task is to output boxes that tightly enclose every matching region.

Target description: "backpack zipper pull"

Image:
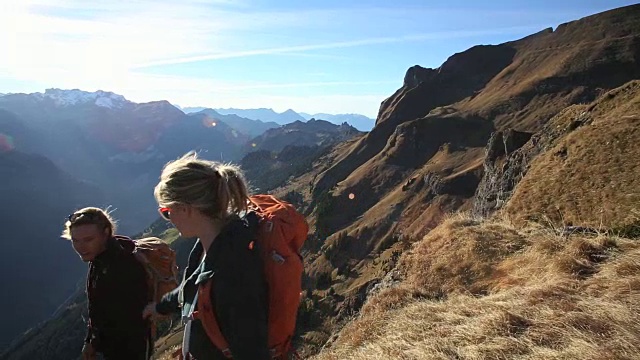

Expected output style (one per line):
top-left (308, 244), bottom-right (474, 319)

top-left (271, 250), bottom-right (285, 264)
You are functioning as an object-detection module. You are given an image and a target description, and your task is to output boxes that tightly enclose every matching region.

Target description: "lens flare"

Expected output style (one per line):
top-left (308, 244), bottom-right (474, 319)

top-left (348, 193), bottom-right (355, 200)
top-left (0, 133), bottom-right (14, 152)
top-left (201, 116), bottom-right (218, 128)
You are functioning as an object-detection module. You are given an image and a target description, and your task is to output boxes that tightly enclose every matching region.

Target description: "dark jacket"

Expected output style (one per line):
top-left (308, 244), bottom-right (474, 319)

top-left (85, 237), bottom-right (151, 360)
top-left (156, 213), bottom-right (269, 360)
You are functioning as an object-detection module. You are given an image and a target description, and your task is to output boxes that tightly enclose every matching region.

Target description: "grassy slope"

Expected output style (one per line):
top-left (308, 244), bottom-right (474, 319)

top-left (314, 215), bottom-right (640, 359)
top-left (505, 80), bottom-right (640, 228)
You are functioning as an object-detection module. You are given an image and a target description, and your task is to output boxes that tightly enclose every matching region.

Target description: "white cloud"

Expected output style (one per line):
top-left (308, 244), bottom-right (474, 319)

top-left (0, 0), bottom-right (567, 116)
top-left (0, 0), bottom-right (548, 74)
top-left (132, 25), bottom-right (541, 68)
top-left (5, 1), bottom-right (324, 82)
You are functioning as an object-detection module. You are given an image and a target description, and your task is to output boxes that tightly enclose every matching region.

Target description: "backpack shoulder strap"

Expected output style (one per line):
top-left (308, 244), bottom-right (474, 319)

top-left (113, 235), bottom-right (135, 254)
top-left (192, 280), bottom-right (233, 358)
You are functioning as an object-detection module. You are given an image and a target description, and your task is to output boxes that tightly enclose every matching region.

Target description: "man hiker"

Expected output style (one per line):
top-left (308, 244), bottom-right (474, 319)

top-left (63, 207), bottom-right (152, 360)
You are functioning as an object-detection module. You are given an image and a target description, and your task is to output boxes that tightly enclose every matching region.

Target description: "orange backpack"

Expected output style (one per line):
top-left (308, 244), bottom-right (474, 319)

top-left (130, 237), bottom-right (180, 305)
top-left (116, 236), bottom-right (180, 336)
top-left (193, 194), bottom-right (308, 359)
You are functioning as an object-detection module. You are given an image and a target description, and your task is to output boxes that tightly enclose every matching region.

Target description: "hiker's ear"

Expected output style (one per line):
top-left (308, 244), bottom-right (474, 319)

top-left (103, 227), bottom-right (110, 237)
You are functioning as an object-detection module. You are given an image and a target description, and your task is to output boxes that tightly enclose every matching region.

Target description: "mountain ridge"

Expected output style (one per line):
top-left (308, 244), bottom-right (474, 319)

top-left (247, 119), bottom-right (361, 153)
top-left (0, 144), bottom-right (105, 349)
top-left (191, 108), bottom-right (280, 137)
top-left (0, 92), bottom-right (247, 235)
top-left (213, 107), bottom-right (305, 124)
top-left (299, 113), bottom-right (375, 131)
top-left (313, 80), bottom-right (640, 359)
top-left (266, 4), bottom-right (640, 355)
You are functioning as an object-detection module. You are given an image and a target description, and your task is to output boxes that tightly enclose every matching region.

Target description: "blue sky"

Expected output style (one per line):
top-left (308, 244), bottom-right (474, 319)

top-left (0, 0), bottom-right (636, 117)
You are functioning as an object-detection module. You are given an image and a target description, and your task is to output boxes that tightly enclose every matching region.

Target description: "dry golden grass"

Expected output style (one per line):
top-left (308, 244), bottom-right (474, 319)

top-left (313, 215), bottom-right (640, 360)
top-left (152, 328), bottom-right (183, 360)
top-left (155, 345), bottom-right (180, 360)
top-left (505, 81), bottom-right (640, 228)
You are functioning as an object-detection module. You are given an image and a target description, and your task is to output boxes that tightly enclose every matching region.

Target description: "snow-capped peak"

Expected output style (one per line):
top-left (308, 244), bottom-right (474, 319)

top-left (39, 88), bottom-right (129, 109)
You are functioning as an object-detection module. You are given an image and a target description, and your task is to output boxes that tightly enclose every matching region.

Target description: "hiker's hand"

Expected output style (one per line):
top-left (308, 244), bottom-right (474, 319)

top-left (143, 302), bottom-right (157, 319)
top-left (81, 342), bottom-right (96, 360)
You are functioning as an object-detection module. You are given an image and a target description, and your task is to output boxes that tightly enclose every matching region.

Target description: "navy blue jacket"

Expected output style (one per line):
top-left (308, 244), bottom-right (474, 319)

top-left (156, 213), bottom-right (269, 360)
top-left (85, 237), bottom-right (151, 359)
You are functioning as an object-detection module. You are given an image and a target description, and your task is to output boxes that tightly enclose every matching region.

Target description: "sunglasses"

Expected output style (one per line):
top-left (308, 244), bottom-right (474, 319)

top-left (68, 211), bottom-right (99, 223)
top-left (158, 207), bottom-right (171, 220)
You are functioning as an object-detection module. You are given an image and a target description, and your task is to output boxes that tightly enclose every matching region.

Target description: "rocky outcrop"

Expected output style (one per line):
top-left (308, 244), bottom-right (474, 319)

top-left (248, 119), bottom-right (361, 153)
top-left (473, 130), bottom-right (533, 217)
top-left (404, 171), bottom-right (482, 199)
top-left (473, 109), bottom-right (594, 217)
top-left (241, 145), bottom-right (329, 193)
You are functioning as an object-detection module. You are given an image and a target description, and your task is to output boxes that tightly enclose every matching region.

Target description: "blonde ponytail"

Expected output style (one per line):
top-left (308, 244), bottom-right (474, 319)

top-left (154, 152), bottom-right (250, 220)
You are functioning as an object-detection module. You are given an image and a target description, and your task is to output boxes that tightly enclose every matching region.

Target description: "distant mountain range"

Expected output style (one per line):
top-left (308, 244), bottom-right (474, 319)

top-left (299, 112), bottom-right (375, 131)
top-left (184, 107), bottom-right (304, 125)
top-left (181, 106), bottom-right (375, 131)
top-left (0, 90), bottom-right (369, 235)
top-left (0, 109), bottom-right (103, 347)
top-left (191, 109), bottom-right (280, 137)
top-left (0, 88), bottom-right (368, 348)
top-left (214, 108), bottom-right (304, 124)
top-left (0, 89), bottom-right (252, 234)
top-left (240, 120), bottom-right (363, 192)
top-left (0, 91), bottom-right (249, 346)
top-left (248, 119), bottom-right (361, 153)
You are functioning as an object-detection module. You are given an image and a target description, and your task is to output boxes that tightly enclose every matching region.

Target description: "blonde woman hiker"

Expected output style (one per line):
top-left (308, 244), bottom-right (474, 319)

top-left (143, 151), bottom-right (270, 360)
top-left (143, 151), bottom-right (308, 360)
